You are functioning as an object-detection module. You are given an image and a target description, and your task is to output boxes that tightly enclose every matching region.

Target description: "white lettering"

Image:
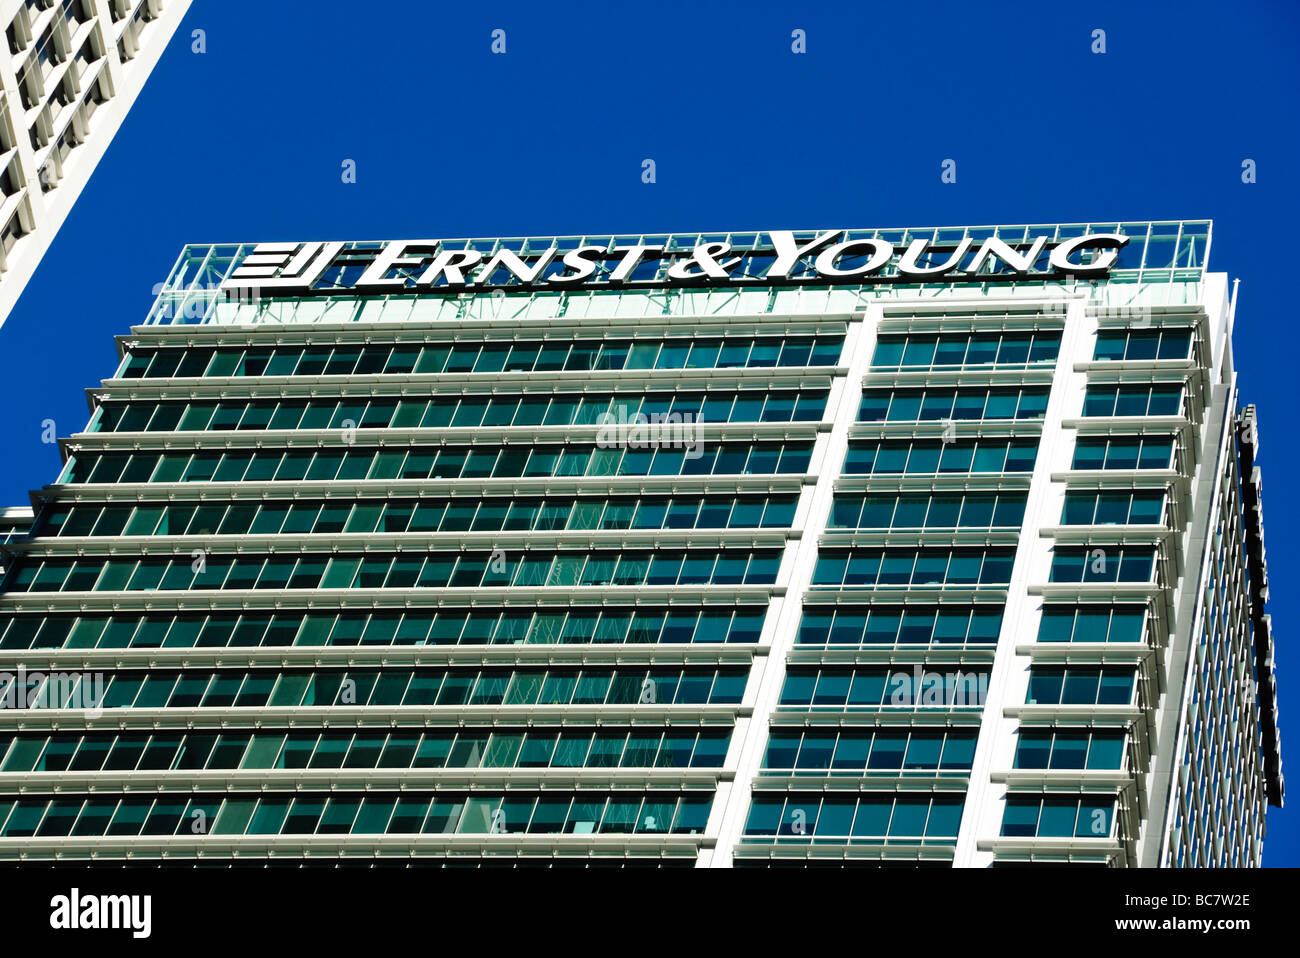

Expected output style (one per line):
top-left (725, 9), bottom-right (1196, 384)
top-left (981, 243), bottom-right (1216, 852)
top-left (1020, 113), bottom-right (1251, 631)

top-left (50, 889), bottom-right (151, 939)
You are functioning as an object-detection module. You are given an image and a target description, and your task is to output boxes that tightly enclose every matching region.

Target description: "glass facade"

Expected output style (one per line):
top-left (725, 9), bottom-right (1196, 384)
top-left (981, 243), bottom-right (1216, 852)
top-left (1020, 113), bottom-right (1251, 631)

top-left (0, 221), bottom-right (1280, 867)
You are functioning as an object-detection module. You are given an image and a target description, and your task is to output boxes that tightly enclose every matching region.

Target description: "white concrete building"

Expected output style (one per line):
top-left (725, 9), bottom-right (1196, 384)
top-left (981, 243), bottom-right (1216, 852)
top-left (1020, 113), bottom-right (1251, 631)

top-left (0, 0), bottom-right (190, 327)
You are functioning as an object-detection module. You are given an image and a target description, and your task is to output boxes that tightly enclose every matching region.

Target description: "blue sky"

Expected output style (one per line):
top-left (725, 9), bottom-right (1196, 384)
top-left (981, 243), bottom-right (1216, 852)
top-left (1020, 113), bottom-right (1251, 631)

top-left (0, 0), bottom-right (1296, 863)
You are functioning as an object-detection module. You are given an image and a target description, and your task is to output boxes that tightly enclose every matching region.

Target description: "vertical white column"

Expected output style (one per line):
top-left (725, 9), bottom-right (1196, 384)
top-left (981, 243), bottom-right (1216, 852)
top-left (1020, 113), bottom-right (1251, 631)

top-left (1145, 278), bottom-right (1236, 867)
top-left (706, 306), bottom-right (878, 866)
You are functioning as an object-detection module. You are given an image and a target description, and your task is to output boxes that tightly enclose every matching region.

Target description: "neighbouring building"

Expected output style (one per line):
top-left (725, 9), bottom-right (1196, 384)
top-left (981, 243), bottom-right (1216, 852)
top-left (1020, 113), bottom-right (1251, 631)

top-left (0, 0), bottom-right (191, 328)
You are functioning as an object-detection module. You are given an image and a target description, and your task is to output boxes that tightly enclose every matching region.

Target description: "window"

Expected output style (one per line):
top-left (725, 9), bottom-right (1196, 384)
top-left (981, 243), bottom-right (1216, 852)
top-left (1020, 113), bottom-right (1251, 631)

top-left (1093, 328), bottom-right (1192, 362)
top-left (26, 666), bottom-right (750, 710)
top-left (1014, 730), bottom-right (1126, 770)
top-left (780, 668), bottom-right (989, 708)
top-left (843, 438), bottom-right (1038, 475)
top-left (1082, 384), bottom-right (1183, 417)
top-left (812, 548), bottom-right (1015, 588)
top-left (122, 337), bottom-right (845, 379)
top-left (1025, 668), bottom-right (1137, 706)
top-left (1001, 796), bottom-right (1116, 838)
top-left (1048, 548), bottom-right (1155, 584)
top-left (1071, 436), bottom-right (1174, 470)
top-left (66, 441), bottom-right (816, 485)
top-left (0, 605), bottom-right (762, 651)
top-left (1036, 606), bottom-right (1146, 643)
top-left (797, 605), bottom-right (1002, 647)
top-left (859, 386), bottom-right (1048, 422)
top-left (1061, 490), bottom-right (1165, 526)
top-left (873, 331), bottom-right (1060, 369)
top-left (743, 793), bottom-right (964, 841)
top-left (764, 729), bottom-right (978, 773)
top-left (830, 492), bottom-right (1026, 530)
top-left (96, 390), bottom-right (828, 433)
top-left (0, 791), bottom-right (712, 837)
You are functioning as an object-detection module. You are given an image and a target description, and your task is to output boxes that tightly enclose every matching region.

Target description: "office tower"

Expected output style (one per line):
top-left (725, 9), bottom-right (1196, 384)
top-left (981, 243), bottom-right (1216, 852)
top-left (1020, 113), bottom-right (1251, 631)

top-left (0, 222), bottom-right (1281, 867)
top-left (0, 0), bottom-right (191, 327)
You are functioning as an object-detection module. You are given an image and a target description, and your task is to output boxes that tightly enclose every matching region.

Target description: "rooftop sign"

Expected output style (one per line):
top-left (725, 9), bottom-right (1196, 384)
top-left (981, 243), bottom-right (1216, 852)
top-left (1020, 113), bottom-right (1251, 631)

top-left (217, 230), bottom-right (1131, 296)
